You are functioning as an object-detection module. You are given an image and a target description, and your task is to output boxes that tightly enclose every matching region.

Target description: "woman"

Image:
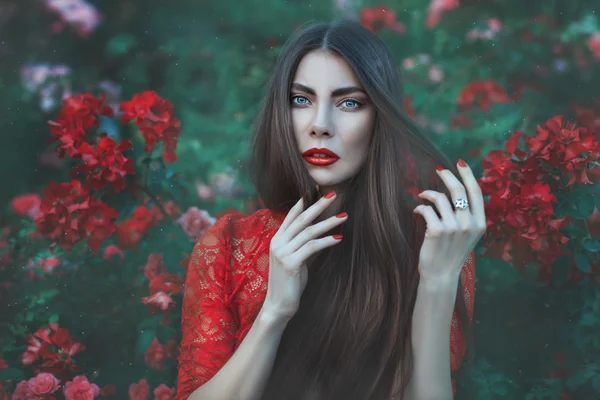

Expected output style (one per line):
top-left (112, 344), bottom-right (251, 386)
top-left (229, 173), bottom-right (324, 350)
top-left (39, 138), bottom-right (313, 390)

top-left (176, 20), bottom-right (485, 400)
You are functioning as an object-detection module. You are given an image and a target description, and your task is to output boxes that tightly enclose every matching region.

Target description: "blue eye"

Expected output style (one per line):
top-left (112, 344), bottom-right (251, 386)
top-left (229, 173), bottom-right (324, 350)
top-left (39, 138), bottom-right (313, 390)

top-left (341, 99), bottom-right (361, 109)
top-left (291, 96), bottom-right (309, 105)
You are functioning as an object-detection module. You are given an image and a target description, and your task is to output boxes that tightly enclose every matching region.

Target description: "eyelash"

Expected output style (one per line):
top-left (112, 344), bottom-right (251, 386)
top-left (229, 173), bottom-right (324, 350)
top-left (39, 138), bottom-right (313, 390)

top-left (290, 95), bottom-right (363, 110)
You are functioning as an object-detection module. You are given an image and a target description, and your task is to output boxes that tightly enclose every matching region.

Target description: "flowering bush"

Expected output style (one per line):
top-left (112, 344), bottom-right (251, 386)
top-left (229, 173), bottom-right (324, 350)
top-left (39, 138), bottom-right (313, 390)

top-left (1, 0), bottom-right (600, 399)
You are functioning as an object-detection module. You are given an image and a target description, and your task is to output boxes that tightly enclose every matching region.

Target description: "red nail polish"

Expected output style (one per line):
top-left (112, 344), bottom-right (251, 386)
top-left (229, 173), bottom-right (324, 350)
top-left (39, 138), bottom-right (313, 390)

top-left (336, 212), bottom-right (347, 218)
top-left (333, 234), bottom-right (343, 240)
top-left (458, 159), bottom-right (467, 167)
top-left (418, 190), bottom-right (424, 195)
top-left (324, 190), bottom-right (336, 199)
top-left (436, 165), bottom-right (446, 172)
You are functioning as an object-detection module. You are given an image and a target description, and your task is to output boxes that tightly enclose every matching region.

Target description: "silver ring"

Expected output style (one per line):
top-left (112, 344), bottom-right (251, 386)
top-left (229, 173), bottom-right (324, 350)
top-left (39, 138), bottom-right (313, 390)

top-left (454, 197), bottom-right (469, 211)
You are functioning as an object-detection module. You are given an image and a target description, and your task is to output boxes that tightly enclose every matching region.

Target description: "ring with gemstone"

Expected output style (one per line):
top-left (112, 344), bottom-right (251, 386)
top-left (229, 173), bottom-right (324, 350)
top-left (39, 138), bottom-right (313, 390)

top-left (454, 197), bottom-right (469, 211)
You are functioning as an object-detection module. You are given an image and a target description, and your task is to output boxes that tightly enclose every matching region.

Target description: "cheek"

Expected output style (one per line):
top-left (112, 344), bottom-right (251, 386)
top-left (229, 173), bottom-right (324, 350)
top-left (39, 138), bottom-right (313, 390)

top-left (338, 113), bottom-right (374, 153)
top-left (292, 109), bottom-right (312, 138)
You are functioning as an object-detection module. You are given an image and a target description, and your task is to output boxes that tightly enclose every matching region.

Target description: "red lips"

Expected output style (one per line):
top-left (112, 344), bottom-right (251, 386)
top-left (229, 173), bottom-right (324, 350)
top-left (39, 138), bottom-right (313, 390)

top-left (301, 148), bottom-right (340, 166)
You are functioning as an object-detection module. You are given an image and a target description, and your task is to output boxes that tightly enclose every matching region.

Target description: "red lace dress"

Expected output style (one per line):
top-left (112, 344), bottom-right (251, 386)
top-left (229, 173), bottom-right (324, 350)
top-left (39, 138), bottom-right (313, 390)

top-left (176, 208), bottom-right (476, 400)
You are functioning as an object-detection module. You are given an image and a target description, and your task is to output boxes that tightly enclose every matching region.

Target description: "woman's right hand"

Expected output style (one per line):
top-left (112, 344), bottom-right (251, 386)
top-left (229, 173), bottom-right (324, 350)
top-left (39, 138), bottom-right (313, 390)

top-left (262, 191), bottom-right (347, 321)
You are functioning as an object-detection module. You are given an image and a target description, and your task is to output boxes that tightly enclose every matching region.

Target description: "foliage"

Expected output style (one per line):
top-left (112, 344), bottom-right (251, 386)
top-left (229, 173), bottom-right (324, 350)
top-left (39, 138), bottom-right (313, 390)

top-left (0, 0), bottom-right (600, 398)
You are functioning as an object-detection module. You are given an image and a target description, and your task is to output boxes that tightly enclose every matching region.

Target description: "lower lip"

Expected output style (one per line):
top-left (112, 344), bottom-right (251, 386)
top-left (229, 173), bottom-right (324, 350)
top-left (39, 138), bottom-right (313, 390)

top-left (302, 156), bottom-right (339, 166)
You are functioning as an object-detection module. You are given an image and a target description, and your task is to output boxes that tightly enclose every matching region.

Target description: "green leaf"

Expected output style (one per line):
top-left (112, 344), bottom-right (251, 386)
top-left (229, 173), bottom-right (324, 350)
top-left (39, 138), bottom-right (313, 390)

top-left (551, 261), bottom-right (571, 286)
top-left (593, 374), bottom-right (600, 393)
top-left (565, 367), bottom-right (596, 390)
top-left (582, 239), bottom-right (600, 252)
top-left (0, 368), bottom-right (25, 381)
top-left (48, 313), bottom-right (59, 324)
top-left (106, 33), bottom-right (138, 57)
top-left (576, 195), bottom-right (596, 218)
top-left (135, 329), bottom-right (156, 357)
top-left (575, 252), bottom-right (592, 273)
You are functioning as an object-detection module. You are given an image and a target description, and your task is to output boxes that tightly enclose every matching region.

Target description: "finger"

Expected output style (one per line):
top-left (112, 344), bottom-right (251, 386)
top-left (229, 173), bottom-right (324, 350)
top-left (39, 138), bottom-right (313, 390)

top-left (455, 160), bottom-right (486, 227)
top-left (283, 191), bottom-right (337, 241)
top-left (291, 234), bottom-right (343, 264)
top-left (279, 197), bottom-right (305, 233)
top-left (282, 212), bottom-right (348, 254)
top-left (417, 190), bottom-right (457, 227)
top-left (413, 205), bottom-right (444, 235)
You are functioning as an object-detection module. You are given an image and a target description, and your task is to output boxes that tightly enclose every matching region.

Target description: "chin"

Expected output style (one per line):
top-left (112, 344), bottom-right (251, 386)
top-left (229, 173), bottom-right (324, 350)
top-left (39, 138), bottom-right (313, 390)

top-left (308, 170), bottom-right (350, 189)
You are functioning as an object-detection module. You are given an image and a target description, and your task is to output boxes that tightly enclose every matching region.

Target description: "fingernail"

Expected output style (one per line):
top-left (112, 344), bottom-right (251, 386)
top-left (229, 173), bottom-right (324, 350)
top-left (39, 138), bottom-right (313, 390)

top-left (458, 159), bottom-right (467, 168)
top-left (333, 234), bottom-right (343, 240)
top-left (324, 190), bottom-right (336, 199)
top-left (418, 190), bottom-right (425, 195)
top-left (436, 165), bottom-right (446, 172)
top-left (336, 212), bottom-right (348, 218)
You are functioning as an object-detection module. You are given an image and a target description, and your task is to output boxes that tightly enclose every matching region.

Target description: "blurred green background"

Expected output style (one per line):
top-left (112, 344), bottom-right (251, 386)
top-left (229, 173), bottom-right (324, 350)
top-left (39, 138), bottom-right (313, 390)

top-left (1, 0), bottom-right (600, 399)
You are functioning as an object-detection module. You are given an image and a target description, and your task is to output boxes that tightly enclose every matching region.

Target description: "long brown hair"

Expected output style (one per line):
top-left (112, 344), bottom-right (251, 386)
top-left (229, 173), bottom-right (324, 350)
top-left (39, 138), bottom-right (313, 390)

top-left (249, 20), bottom-right (473, 400)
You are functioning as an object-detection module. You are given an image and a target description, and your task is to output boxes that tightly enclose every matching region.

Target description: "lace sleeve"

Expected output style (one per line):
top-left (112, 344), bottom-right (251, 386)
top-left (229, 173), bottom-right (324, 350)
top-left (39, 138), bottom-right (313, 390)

top-left (450, 250), bottom-right (476, 396)
top-left (175, 214), bottom-right (239, 400)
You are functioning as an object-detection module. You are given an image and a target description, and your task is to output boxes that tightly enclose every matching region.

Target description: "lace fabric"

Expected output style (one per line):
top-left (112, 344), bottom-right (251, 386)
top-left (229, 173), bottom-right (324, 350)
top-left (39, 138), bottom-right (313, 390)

top-left (175, 209), bottom-right (476, 400)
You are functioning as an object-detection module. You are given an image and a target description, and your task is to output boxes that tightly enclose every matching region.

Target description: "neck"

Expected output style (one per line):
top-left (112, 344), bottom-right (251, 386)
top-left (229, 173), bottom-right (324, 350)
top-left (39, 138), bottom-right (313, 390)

top-left (316, 184), bottom-right (346, 222)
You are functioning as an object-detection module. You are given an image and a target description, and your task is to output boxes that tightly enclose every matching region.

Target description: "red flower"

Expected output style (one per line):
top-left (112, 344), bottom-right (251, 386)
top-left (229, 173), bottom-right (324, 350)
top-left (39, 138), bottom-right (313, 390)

top-left (0, 359), bottom-right (6, 369)
top-left (103, 244), bottom-right (125, 261)
top-left (477, 118), bottom-right (586, 280)
top-left (28, 372), bottom-right (60, 396)
top-left (120, 91), bottom-right (181, 163)
top-left (63, 376), bottom-right (100, 400)
top-left (360, 6), bottom-right (405, 33)
top-left (70, 136), bottom-right (135, 192)
top-left (48, 93), bottom-right (114, 158)
top-left (457, 79), bottom-right (511, 110)
top-left (526, 116), bottom-right (600, 186)
top-left (587, 32), bottom-right (600, 59)
top-left (149, 273), bottom-right (184, 296)
top-left (128, 379), bottom-right (150, 400)
top-left (144, 339), bottom-right (170, 370)
top-left (153, 384), bottom-right (175, 400)
top-left (115, 205), bottom-right (161, 249)
top-left (11, 194), bottom-right (42, 219)
top-left (20, 323), bottom-right (86, 379)
top-left (35, 180), bottom-right (119, 253)
top-left (143, 253), bottom-right (167, 280)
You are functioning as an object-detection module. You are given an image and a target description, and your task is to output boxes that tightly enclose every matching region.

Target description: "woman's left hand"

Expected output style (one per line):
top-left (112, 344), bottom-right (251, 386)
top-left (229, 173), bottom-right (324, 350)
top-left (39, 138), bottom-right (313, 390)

top-left (413, 159), bottom-right (487, 284)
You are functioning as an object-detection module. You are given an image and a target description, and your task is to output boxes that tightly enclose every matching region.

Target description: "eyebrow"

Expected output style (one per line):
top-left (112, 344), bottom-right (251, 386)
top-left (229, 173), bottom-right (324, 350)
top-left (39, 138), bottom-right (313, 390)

top-left (291, 83), bottom-right (366, 97)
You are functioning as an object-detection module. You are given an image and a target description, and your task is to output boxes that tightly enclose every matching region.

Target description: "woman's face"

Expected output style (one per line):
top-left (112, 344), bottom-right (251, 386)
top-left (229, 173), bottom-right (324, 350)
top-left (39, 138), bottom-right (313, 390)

top-left (291, 49), bottom-right (376, 193)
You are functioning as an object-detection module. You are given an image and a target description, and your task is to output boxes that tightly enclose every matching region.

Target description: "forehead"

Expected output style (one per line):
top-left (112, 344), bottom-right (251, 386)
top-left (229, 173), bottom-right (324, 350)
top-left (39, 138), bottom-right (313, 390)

top-left (293, 50), bottom-right (362, 90)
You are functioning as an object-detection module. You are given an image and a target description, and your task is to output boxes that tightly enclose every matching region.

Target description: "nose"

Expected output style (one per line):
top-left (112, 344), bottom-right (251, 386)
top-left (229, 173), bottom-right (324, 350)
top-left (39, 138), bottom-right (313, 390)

top-left (309, 105), bottom-right (333, 138)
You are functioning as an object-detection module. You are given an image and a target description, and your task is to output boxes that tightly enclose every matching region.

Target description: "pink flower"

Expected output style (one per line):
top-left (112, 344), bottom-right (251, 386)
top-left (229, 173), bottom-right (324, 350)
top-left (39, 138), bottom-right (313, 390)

top-left (128, 379), bottom-right (150, 400)
top-left (153, 384), bottom-right (175, 400)
top-left (63, 375), bottom-right (99, 400)
top-left (142, 292), bottom-right (175, 312)
top-left (44, 0), bottom-right (102, 37)
top-left (195, 181), bottom-right (214, 201)
top-left (12, 381), bottom-right (32, 400)
top-left (142, 291), bottom-right (174, 312)
top-left (426, 0), bottom-right (459, 28)
top-left (176, 207), bottom-right (215, 241)
top-left (28, 372), bottom-right (60, 396)
top-left (428, 65), bottom-right (444, 82)
top-left (488, 18), bottom-right (502, 32)
top-left (11, 194), bottom-right (41, 219)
